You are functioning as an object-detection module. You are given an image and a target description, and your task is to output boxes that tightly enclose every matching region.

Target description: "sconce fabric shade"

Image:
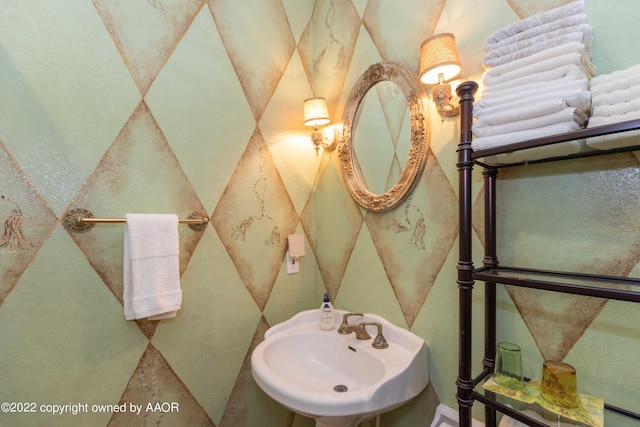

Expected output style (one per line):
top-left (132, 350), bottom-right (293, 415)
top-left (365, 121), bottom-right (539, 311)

top-left (303, 97), bottom-right (330, 127)
top-left (419, 33), bottom-right (462, 85)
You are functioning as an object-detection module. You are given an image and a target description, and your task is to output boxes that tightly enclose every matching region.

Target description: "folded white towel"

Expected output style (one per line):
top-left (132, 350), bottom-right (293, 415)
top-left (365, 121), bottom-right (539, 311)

top-left (592, 97), bottom-right (640, 118)
top-left (473, 107), bottom-right (588, 138)
top-left (592, 85), bottom-right (640, 108)
top-left (591, 64), bottom-right (640, 89)
top-left (474, 91), bottom-right (591, 122)
top-left (592, 75), bottom-right (640, 97)
top-left (586, 131), bottom-right (640, 150)
top-left (482, 27), bottom-right (591, 68)
top-left (476, 79), bottom-right (590, 110)
top-left (586, 112), bottom-right (640, 150)
top-left (472, 121), bottom-right (585, 151)
top-left (588, 110), bottom-right (640, 127)
top-left (591, 65), bottom-right (640, 96)
top-left (478, 140), bottom-right (584, 165)
top-left (480, 74), bottom-right (589, 101)
top-left (485, 13), bottom-right (588, 52)
top-left (485, 21), bottom-right (593, 53)
top-left (482, 43), bottom-right (595, 87)
top-left (123, 214), bottom-right (182, 321)
top-left (482, 55), bottom-right (594, 89)
top-left (484, 0), bottom-right (585, 49)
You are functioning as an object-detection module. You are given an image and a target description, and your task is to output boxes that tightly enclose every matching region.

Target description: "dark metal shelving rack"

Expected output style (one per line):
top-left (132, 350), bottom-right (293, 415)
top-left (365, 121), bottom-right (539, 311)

top-left (456, 80), bottom-right (640, 427)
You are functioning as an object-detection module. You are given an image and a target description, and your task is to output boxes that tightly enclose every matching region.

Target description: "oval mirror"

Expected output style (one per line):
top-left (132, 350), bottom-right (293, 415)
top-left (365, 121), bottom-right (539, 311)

top-left (338, 61), bottom-right (430, 212)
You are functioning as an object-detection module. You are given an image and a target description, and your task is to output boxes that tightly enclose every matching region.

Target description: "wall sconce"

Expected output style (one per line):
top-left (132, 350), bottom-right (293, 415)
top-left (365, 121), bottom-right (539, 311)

top-left (303, 97), bottom-right (338, 156)
top-left (419, 33), bottom-right (462, 122)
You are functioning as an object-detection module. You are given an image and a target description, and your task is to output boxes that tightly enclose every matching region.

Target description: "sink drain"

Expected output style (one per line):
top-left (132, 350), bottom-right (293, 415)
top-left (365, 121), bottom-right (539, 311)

top-left (333, 384), bottom-right (348, 393)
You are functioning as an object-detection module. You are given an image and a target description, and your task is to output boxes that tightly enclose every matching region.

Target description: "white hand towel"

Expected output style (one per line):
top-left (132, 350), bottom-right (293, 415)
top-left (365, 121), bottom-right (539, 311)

top-left (481, 43), bottom-right (595, 87)
top-left (591, 64), bottom-right (640, 91)
top-left (479, 74), bottom-right (589, 101)
top-left (475, 79), bottom-right (590, 110)
top-left (484, 0), bottom-right (585, 49)
top-left (586, 131), bottom-right (640, 151)
top-left (592, 97), bottom-right (640, 118)
top-left (592, 85), bottom-right (640, 107)
top-left (591, 65), bottom-right (640, 96)
top-left (484, 22), bottom-right (590, 54)
top-left (588, 110), bottom-right (640, 126)
top-left (586, 112), bottom-right (640, 150)
top-left (485, 13), bottom-right (588, 52)
top-left (482, 27), bottom-right (591, 68)
top-left (123, 214), bottom-right (182, 321)
top-left (478, 140), bottom-right (585, 165)
top-left (471, 121), bottom-right (585, 151)
top-left (474, 91), bottom-right (591, 122)
top-left (473, 107), bottom-right (588, 138)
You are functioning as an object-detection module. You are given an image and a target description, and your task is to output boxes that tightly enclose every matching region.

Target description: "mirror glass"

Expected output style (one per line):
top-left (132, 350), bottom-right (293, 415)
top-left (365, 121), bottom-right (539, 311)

top-left (352, 81), bottom-right (411, 195)
top-left (338, 61), bottom-right (429, 212)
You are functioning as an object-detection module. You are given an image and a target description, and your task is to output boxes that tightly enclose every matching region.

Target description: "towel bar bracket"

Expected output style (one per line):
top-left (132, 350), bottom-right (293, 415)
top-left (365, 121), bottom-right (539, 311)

top-left (63, 208), bottom-right (209, 232)
top-left (186, 212), bottom-right (208, 231)
top-left (64, 208), bottom-right (95, 232)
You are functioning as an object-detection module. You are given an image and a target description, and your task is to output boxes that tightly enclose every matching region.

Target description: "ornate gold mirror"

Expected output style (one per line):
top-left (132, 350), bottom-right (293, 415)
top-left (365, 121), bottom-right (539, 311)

top-left (338, 61), bottom-right (430, 212)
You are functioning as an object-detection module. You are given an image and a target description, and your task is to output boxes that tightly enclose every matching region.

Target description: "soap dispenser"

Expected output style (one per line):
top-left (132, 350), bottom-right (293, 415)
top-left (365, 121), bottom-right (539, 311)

top-left (319, 293), bottom-right (335, 330)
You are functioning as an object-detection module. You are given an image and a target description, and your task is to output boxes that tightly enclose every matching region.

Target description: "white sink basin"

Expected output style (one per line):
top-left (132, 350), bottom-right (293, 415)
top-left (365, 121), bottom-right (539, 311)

top-left (251, 309), bottom-right (429, 427)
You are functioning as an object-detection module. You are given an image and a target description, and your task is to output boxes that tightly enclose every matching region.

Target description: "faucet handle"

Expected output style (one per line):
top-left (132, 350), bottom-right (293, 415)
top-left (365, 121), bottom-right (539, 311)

top-left (337, 312), bottom-right (363, 334)
top-left (360, 322), bottom-right (389, 349)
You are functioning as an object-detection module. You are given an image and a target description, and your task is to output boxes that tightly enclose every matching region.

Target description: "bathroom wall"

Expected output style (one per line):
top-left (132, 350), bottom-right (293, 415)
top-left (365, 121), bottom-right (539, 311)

top-left (1, 1), bottom-right (319, 426)
top-left (314, 0), bottom-right (640, 426)
top-left (0, 1), bottom-right (639, 427)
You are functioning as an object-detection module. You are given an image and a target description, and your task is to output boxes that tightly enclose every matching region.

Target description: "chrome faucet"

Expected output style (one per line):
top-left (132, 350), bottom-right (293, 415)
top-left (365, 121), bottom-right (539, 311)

top-left (337, 313), bottom-right (370, 339)
top-left (360, 322), bottom-right (389, 349)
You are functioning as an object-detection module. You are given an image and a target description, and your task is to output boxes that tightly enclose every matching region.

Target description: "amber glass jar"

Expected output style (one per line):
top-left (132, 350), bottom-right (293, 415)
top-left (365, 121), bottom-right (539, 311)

top-left (541, 360), bottom-right (579, 408)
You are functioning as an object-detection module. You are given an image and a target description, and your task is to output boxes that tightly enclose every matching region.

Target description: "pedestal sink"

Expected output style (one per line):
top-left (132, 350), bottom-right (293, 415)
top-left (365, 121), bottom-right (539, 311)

top-left (251, 309), bottom-right (429, 427)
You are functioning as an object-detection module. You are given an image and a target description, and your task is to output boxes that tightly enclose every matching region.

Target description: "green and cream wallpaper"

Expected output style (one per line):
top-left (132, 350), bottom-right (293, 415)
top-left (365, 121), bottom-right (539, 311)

top-left (1, 0), bottom-right (639, 426)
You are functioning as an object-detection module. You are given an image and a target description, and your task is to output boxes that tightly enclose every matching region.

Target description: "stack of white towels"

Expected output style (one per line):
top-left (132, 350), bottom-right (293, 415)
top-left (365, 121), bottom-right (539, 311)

top-left (473, 0), bottom-right (594, 163)
top-left (586, 63), bottom-right (640, 149)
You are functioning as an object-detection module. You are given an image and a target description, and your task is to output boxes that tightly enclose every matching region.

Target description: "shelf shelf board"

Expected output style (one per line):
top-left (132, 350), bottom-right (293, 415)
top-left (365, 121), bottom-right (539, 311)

top-left (471, 374), bottom-right (640, 426)
top-left (472, 266), bottom-right (640, 302)
top-left (470, 390), bottom-right (554, 427)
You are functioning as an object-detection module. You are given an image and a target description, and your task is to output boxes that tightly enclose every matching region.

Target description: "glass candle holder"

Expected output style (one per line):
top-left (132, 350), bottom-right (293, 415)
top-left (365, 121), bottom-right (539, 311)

top-left (541, 360), bottom-right (579, 408)
top-left (493, 342), bottom-right (524, 389)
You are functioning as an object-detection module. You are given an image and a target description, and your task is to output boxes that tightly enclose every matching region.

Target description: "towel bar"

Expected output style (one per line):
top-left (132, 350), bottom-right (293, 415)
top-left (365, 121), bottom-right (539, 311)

top-left (63, 208), bottom-right (209, 232)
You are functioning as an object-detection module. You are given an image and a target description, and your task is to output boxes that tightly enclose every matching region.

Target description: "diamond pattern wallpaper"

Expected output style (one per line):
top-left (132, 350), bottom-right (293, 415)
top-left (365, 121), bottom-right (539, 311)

top-left (1, 1), bottom-right (639, 426)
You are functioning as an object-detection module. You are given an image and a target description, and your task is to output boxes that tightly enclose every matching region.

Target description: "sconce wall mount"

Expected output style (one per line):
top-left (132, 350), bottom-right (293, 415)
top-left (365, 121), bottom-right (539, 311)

top-left (419, 33), bottom-right (462, 122)
top-left (303, 97), bottom-right (338, 155)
